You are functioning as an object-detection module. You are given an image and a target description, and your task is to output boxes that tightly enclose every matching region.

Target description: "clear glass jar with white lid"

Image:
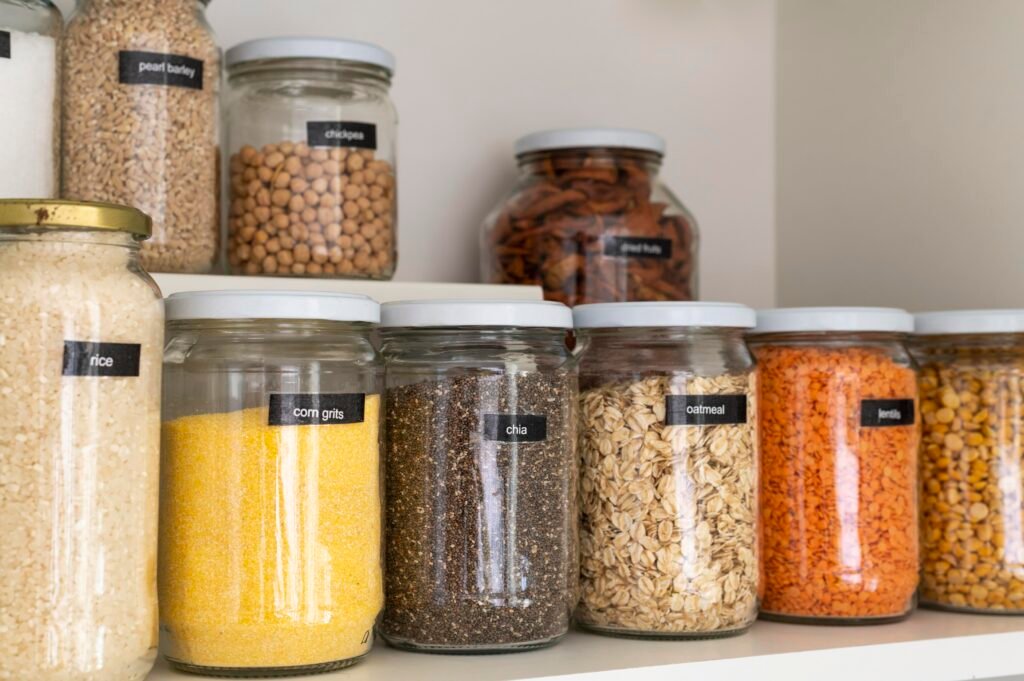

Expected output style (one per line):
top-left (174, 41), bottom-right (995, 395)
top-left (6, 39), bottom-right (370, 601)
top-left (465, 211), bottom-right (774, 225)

top-left (913, 310), bottom-right (1024, 614)
top-left (573, 302), bottom-right (759, 638)
top-left (0, 0), bottom-right (62, 198)
top-left (224, 37), bottom-right (398, 280)
top-left (160, 291), bottom-right (383, 676)
top-left (379, 300), bottom-right (578, 653)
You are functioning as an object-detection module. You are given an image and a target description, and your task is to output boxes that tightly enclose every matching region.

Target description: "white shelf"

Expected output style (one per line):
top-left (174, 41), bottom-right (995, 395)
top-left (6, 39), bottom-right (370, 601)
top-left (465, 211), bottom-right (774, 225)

top-left (152, 273), bottom-right (543, 302)
top-left (147, 611), bottom-right (1024, 681)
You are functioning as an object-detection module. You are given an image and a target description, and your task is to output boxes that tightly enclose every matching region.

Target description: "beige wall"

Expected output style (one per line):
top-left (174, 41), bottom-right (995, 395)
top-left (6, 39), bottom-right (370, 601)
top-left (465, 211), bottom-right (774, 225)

top-left (54, 0), bottom-right (777, 307)
top-left (777, 0), bottom-right (1024, 311)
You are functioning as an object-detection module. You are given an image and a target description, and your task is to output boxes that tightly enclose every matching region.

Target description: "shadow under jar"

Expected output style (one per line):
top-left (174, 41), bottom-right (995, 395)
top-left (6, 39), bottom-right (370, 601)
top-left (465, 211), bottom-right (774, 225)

top-left (749, 308), bottom-right (920, 624)
top-left (913, 311), bottom-right (1024, 614)
top-left (223, 37), bottom-right (398, 280)
top-left (481, 128), bottom-right (697, 306)
top-left (574, 303), bottom-right (759, 639)
top-left (159, 291), bottom-right (383, 676)
top-left (379, 300), bottom-right (578, 653)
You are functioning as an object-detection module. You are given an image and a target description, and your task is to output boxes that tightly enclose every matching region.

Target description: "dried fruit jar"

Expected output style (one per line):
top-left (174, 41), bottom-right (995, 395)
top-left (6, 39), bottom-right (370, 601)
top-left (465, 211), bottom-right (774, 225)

top-left (379, 301), bottom-right (578, 652)
top-left (0, 0), bottom-right (61, 198)
top-left (749, 308), bottom-right (920, 624)
top-left (573, 303), bottom-right (759, 638)
top-left (62, 0), bottom-right (220, 273)
top-left (913, 310), bottom-right (1024, 614)
top-left (0, 200), bottom-right (163, 681)
top-left (159, 291), bottom-right (383, 676)
top-left (224, 38), bottom-right (398, 279)
top-left (481, 128), bottom-right (698, 306)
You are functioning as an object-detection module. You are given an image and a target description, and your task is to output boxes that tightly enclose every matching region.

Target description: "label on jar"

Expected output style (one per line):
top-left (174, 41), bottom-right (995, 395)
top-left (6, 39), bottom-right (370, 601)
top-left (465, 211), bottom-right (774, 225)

top-left (483, 414), bottom-right (547, 443)
top-left (665, 395), bottom-right (747, 426)
top-left (0, 31), bottom-right (10, 59)
top-left (62, 341), bottom-right (141, 377)
top-left (268, 393), bottom-right (366, 426)
top-left (861, 399), bottom-right (916, 427)
top-left (307, 121), bottom-right (378, 150)
top-left (604, 236), bottom-right (673, 260)
top-left (118, 50), bottom-right (204, 90)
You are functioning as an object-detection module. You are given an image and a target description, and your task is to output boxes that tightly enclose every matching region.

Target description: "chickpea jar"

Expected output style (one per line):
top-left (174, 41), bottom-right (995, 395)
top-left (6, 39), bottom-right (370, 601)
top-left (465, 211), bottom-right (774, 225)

top-left (223, 37), bottom-right (398, 279)
top-left (914, 311), bottom-right (1024, 614)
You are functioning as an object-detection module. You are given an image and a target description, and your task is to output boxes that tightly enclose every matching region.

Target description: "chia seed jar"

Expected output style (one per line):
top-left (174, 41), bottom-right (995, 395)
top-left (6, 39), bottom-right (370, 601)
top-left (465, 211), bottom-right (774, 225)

top-left (379, 300), bottom-right (578, 653)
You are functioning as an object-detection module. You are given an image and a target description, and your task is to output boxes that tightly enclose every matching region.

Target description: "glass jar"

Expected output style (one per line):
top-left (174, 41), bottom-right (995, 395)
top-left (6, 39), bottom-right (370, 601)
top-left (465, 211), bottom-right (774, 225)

top-left (223, 38), bottom-right (398, 280)
top-left (573, 303), bottom-right (759, 638)
top-left (0, 200), bottom-right (163, 681)
top-left (913, 311), bottom-right (1024, 614)
top-left (379, 300), bottom-right (577, 652)
top-left (160, 291), bottom-right (383, 676)
top-left (62, 0), bottom-right (220, 273)
top-left (749, 308), bottom-right (920, 624)
top-left (0, 0), bottom-right (61, 198)
top-left (481, 128), bottom-right (698, 306)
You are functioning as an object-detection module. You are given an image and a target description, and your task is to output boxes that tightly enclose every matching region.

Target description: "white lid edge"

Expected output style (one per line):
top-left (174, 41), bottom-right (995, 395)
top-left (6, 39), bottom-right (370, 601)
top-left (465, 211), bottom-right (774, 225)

top-left (165, 290), bottom-right (380, 323)
top-left (915, 310), bottom-right (1024, 335)
top-left (225, 37), bottom-right (395, 74)
top-left (755, 307), bottom-right (914, 334)
top-left (380, 299), bottom-right (573, 329)
top-left (514, 128), bottom-right (666, 156)
top-left (573, 302), bottom-right (755, 329)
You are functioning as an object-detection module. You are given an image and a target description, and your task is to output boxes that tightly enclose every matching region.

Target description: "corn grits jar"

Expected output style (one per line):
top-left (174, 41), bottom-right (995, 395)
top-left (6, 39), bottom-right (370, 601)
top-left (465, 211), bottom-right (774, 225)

top-left (914, 310), bottom-right (1024, 614)
top-left (0, 200), bottom-right (163, 681)
top-left (573, 302), bottom-right (759, 638)
top-left (160, 291), bottom-right (383, 676)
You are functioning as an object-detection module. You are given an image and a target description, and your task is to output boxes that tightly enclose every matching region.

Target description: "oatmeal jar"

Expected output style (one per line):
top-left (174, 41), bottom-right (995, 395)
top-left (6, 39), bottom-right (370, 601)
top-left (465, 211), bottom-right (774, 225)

top-left (481, 128), bottom-right (698, 305)
top-left (379, 300), bottom-right (577, 653)
top-left (0, 200), bottom-right (163, 681)
top-left (160, 291), bottom-right (383, 676)
top-left (573, 302), bottom-right (758, 638)
top-left (749, 308), bottom-right (920, 624)
top-left (913, 311), bottom-right (1024, 614)
top-left (224, 37), bottom-right (398, 279)
top-left (62, 0), bottom-right (220, 273)
top-left (0, 0), bottom-right (62, 198)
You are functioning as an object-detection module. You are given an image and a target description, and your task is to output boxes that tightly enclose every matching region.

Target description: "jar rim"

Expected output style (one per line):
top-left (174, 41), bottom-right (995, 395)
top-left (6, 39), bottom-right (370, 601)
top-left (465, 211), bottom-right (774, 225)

top-left (225, 37), bottom-right (395, 75)
top-left (514, 128), bottom-right (665, 157)
top-left (381, 299), bottom-right (573, 329)
top-left (574, 302), bottom-right (754, 330)
top-left (0, 200), bottom-right (151, 239)
top-left (755, 307), bottom-right (914, 334)
top-left (166, 290), bottom-right (380, 323)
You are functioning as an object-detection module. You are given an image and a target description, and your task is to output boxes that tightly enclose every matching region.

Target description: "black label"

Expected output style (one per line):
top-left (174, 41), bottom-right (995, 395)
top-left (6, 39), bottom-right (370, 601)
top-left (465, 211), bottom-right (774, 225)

top-left (268, 393), bottom-right (366, 426)
top-left (0, 31), bottom-right (10, 59)
top-left (604, 236), bottom-right (673, 260)
top-left (118, 50), bottom-right (204, 90)
top-left (483, 414), bottom-right (548, 443)
top-left (307, 121), bottom-right (378, 149)
top-left (666, 395), bottom-right (748, 426)
top-left (861, 399), bottom-right (916, 427)
top-left (62, 341), bottom-right (141, 377)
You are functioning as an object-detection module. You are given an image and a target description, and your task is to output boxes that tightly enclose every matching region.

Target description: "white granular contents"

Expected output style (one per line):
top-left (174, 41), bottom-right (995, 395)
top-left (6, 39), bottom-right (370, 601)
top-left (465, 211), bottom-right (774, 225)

top-left (0, 232), bottom-right (163, 680)
top-left (0, 29), bottom-right (58, 198)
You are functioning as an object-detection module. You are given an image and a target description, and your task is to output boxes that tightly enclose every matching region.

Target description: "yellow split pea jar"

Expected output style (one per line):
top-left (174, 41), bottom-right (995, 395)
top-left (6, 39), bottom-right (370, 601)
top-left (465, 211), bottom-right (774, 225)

top-left (159, 291), bottom-right (383, 676)
top-left (914, 311), bottom-right (1024, 613)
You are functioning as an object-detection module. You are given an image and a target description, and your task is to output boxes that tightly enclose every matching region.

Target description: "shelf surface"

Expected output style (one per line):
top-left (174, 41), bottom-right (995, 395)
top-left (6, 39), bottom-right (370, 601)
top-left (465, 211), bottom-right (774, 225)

top-left (147, 610), bottom-right (1024, 681)
top-left (152, 273), bottom-right (542, 302)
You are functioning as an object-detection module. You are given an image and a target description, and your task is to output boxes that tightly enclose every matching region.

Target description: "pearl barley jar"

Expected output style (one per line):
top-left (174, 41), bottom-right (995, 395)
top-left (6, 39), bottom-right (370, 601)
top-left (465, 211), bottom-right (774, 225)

top-left (0, 200), bottom-right (164, 681)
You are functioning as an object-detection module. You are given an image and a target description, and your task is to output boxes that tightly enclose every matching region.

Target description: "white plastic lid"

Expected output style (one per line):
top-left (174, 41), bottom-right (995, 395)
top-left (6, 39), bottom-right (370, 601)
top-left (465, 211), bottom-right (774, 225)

top-left (165, 290), bottom-right (380, 323)
top-left (381, 300), bottom-right (573, 329)
top-left (225, 37), bottom-right (395, 74)
top-left (514, 128), bottom-right (666, 157)
top-left (755, 307), bottom-right (914, 334)
top-left (573, 302), bottom-right (755, 329)
top-left (915, 310), bottom-right (1024, 335)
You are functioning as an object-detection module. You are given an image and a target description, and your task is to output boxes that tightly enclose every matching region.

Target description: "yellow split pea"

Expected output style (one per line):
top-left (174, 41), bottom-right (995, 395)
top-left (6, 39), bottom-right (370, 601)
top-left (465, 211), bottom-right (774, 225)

top-left (159, 396), bottom-right (383, 671)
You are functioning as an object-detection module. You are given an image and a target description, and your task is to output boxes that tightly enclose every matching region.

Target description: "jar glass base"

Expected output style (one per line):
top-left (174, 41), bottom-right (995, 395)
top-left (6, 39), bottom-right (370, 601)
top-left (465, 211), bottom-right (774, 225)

top-left (758, 610), bottom-right (912, 626)
top-left (381, 632), bottom-right (566, 655)
top-left (920, 599), bottom-right (1024, 616)
top-left (166, 654), bottom-right (365, 678)
top-left (578, 622), bottom-right (752, 640)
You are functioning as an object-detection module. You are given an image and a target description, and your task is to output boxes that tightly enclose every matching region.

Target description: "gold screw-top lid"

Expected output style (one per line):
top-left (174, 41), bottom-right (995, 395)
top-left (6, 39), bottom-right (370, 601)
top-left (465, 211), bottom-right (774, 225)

top-left (0, 200), bottom-right (152, 239)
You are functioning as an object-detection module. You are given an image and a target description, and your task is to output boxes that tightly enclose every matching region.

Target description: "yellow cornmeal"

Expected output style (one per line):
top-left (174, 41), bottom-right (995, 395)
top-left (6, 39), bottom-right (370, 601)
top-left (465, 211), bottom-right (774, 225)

top-left (159, 395), bottom-right (383, 671)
